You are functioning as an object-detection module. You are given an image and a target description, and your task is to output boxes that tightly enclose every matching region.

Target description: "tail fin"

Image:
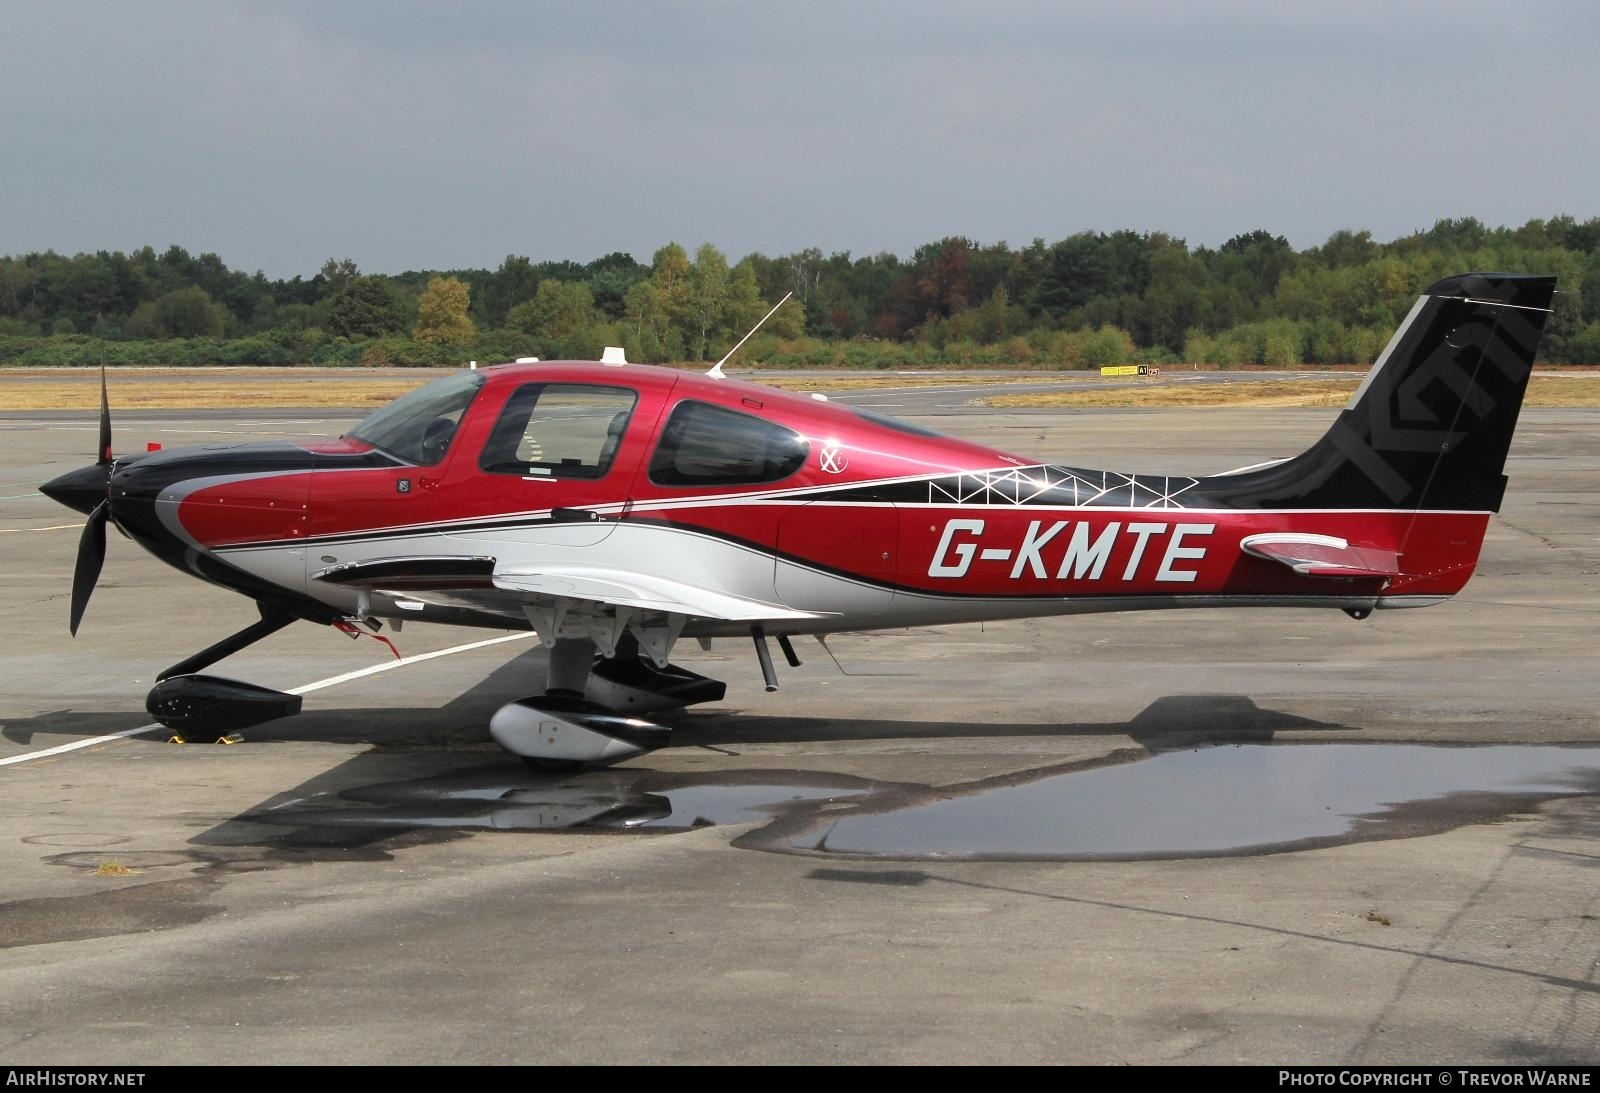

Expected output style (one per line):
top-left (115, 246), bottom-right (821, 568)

top-left (1202, 273), bottom-right (1555, 513)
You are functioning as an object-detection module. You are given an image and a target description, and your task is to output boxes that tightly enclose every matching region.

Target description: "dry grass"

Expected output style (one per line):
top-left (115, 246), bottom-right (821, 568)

top-left (1, 376), bottom-right (428, 411)
top-left (0, 368), bottom-right (1051, 411)
top-left (977, 376), bottom-right (1600, 410)
top-left (7, 368), bottom-right (1600, 412)
top-left (1525, 376), bottom-right (1600, 406)
top-left (754, 374), bottom-right (1048, 394)
top-left (978, 380), bottom-right (1361, 409)
top-left (91, 861), bottom-right (136, 877)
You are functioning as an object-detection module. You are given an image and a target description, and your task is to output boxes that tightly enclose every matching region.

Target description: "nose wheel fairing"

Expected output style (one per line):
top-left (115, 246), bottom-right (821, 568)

top-left (147, 674), bottom-right (303, 734)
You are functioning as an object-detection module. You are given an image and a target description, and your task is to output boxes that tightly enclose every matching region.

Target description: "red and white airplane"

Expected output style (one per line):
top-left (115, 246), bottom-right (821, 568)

top-left (41, 273), bottom-right (1553, 767)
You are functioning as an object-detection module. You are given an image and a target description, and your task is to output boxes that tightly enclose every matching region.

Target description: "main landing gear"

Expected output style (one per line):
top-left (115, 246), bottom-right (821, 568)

top-left (491, 633), bottom-right (725, 771)
top-left (493, 628), bottom-right (810, 770)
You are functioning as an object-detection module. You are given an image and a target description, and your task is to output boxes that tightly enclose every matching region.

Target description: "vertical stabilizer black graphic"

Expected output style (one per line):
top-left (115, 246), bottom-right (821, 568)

top-left (1195, 273), bottom-right (1555, 512)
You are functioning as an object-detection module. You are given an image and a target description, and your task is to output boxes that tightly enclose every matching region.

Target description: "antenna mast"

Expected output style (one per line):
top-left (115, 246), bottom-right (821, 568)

top-left (707, 291), bottom-right (793, 379)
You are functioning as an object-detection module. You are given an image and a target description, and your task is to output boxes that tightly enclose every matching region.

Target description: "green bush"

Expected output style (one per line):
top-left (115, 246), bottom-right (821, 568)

top-left (1083, 325), bottom-right (1136, 368)
top-left (1562, 321), bottom-right (1600, 364)
top-left (0, 308), bottom-right (1576, 371)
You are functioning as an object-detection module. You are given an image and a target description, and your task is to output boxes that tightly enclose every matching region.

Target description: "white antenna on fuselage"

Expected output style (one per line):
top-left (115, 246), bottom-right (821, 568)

top-left (707, 291), bottom-right (792, 379)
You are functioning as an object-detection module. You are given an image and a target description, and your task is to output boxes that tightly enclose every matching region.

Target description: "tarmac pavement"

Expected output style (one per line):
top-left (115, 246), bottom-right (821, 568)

top-left (1, 386), bottom-right (1595, 1065)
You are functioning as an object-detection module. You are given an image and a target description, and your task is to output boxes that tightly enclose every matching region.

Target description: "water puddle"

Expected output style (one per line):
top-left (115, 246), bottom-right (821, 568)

top-left (762, 744), bottom-right (1600, 860)
top-left (238, 767), bottom-right (875, 846)
top-left (230, 744), bottom-right (1600, 860)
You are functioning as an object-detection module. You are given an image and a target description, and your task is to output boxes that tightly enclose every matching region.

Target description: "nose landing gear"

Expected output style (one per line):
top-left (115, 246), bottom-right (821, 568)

top-left (145, 603), bottom-right (304, 739)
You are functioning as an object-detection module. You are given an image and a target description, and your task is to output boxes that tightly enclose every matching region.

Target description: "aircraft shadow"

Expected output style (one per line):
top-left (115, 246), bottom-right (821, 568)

top-left (2, 643), bottom-right (554, 748)
top-left (6, 638), bottom-right (1348, 754)
top-left (8, 648), bottom-right (1354, 854)
top-left (189, 690), bottom-right (1347, 852)
top-left (677, 694), bottom-right (1345, 753)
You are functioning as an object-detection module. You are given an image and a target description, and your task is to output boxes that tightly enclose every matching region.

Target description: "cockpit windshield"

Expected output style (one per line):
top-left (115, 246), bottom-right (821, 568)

top-left (347, 370), bottom-right (485, 465)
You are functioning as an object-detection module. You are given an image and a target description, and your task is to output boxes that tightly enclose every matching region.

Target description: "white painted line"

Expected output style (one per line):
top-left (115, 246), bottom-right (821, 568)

top-left (0, 523), bottom-right (82, 533)
top-left (0, 419), bottom-right (333, 430)
top-left (0, 631), bottom-right (538, 768)
top-left (287, 632), bottom-right (536, 695)
top-left (157, 427), bottom-right (336, 435)
top-left (0, 723), bottom-right (161, 767)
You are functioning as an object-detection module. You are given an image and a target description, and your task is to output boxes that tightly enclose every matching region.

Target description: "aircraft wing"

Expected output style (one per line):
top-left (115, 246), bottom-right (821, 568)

top-left (491, 566), bottom-right (827, 621)
top-left (313, 555), bottom-right (827, 622)
top-left (1239, 534), bottom-right (1400, 580)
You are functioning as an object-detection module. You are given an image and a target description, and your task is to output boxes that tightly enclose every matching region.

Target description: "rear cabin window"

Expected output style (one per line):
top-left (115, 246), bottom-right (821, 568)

top-left (648, 400), bottom-right (809, 487)
top-left (479, 384), bottom-right (637, 479)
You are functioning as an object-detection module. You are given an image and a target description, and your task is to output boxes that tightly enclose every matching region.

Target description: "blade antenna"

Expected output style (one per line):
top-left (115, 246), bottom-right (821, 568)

top-left (708, 291), bottom-right (792, 379)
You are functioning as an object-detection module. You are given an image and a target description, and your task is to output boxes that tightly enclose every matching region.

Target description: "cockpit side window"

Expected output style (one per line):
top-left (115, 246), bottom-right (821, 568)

top-left (647, 400), bottom-right (809, 487)
top-left (347, 370), bottom-right (484, 466)
top-left (479, 383), bottom-right (638, 480)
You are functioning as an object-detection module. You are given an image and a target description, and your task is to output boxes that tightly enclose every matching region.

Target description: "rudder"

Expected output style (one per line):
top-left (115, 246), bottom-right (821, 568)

top-left (1199, 272), bottom-right (1555, 513)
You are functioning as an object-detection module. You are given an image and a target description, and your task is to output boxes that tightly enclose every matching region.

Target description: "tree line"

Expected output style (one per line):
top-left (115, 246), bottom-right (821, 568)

top-left (3, 216), bottom-right (1599, 369)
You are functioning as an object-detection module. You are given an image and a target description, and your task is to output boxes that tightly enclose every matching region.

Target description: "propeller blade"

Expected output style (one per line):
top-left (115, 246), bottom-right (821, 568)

top-left (69, 502), bottom-right (108, 637)
top-left (98, 366), bottom-right (112, 465)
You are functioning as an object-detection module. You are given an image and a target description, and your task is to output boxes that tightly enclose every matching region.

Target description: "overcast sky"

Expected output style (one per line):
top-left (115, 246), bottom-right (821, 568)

top-left (3, 1), bottom-right (1596, 277)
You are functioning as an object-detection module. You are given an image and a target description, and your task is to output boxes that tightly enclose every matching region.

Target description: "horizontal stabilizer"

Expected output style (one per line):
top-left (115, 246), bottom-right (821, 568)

top-left (1240, 533), bottom-right (1399, 580)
